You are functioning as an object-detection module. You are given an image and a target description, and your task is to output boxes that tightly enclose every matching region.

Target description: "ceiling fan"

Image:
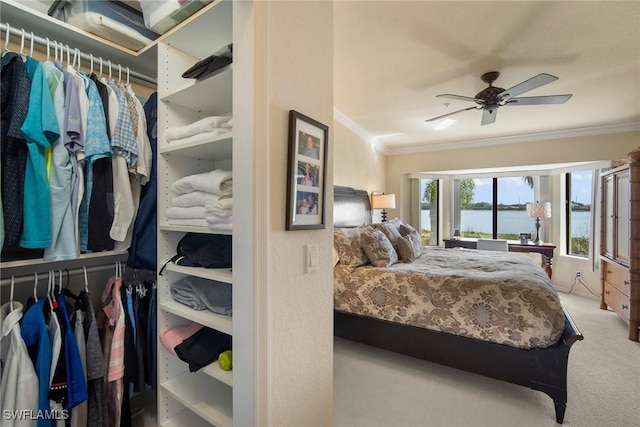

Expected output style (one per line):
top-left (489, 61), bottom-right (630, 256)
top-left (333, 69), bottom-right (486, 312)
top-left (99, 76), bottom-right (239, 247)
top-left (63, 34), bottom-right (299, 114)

top-left (425, 71), bottom-right (572, 126)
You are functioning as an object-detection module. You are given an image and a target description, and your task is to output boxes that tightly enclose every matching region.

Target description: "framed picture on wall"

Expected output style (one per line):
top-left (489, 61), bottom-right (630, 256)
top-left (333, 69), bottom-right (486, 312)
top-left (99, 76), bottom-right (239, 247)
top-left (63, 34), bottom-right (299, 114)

top-left (286, 110), bottom-right (329, 230)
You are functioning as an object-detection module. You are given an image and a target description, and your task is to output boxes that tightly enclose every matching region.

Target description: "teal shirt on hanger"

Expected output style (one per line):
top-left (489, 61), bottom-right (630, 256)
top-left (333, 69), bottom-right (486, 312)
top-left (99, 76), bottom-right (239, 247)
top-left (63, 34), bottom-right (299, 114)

top-left (20, 55), bottom-right (60, 249)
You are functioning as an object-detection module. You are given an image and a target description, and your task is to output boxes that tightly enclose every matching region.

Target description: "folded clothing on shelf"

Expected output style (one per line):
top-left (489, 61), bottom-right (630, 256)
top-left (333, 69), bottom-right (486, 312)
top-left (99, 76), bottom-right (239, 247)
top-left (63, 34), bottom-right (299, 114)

top-left (166, 116), bottom-right (232, 142)
top-left (160, 322), bottom-right (204, 357)
top-left (175, 327), bottom-right (232, 373)
top-left (170, 275), bottom-right (232, 315)
top-left (182, 44), bottom-right (233, 80)
top-left (171, 191), bottom-right (223, 208)
top-left (170, 169), bottom-right (232, 197)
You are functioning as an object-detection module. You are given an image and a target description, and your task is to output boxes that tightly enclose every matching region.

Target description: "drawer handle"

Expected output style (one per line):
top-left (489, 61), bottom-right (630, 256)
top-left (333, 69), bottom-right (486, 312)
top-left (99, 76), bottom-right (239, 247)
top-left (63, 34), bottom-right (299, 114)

top-left (622, 304), bottom-right (629, 310)
top-left (624, 280), bottom-right (630, 286)
top-left (605, 290), bottom-right (610, 295)
top-left (607, 269), bottom-right (612, 274)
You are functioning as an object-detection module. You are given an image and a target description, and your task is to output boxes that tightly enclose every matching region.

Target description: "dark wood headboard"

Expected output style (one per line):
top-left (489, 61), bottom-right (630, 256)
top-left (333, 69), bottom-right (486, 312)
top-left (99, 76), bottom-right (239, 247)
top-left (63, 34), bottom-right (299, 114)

top-left (333, 186), bottom-right (372, 228)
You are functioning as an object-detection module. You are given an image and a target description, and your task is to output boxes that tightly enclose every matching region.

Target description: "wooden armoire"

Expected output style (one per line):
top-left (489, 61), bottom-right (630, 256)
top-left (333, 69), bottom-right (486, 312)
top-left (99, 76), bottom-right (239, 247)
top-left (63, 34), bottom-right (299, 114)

top-left (600, 156), bottom-right (639, 341)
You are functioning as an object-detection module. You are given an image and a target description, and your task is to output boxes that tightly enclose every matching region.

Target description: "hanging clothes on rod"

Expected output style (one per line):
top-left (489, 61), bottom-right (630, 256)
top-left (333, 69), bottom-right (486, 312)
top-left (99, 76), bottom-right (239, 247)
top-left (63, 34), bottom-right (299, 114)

top-left (1, 260), bottom-right (158, 427)
top-left (1, 23), bottom-right (155, 263)
top-left (0, 23), bottom-right (157, 85)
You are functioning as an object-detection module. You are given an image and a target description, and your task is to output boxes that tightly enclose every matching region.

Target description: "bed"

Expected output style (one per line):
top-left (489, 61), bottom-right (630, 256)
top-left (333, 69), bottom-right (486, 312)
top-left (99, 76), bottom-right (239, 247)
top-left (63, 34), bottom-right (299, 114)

top-left (333, 186), bottom-right (583, 424)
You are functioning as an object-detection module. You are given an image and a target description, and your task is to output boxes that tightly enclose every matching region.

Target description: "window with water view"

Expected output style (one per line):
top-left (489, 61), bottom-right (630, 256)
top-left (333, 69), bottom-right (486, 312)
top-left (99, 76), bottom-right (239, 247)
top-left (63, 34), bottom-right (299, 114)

top-left (566, 170), bottom-right (593, 257)
top-left (457, 177), bottom-right (536, 240)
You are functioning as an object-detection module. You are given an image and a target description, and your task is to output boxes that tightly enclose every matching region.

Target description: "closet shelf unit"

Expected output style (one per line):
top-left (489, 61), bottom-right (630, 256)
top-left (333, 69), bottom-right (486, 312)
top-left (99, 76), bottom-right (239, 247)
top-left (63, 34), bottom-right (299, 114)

top-left (156, 0), bottom-right (235, 425)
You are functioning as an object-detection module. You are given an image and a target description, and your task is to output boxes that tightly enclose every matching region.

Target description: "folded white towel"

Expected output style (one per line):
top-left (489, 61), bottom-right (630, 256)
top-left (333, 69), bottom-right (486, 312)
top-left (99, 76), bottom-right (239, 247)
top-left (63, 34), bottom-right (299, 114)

top-left (167, 129), bottom-right (222, 145)
top-left (219, 119), bottom-right (233, 129)
top-left (205, 215), bottom-right (232, 225)
top-left (172, 192), bottom-right (221, 208)
top-left (166, 206), bottom-right (206, 219)
top-left (207, 222), bottom-right (232, 232)
top-left (171, 170), bottom-right (232, 196)
top-left (166, 116), bottom-right (232, 142)
top-left (167, 218), bottom-right (209, 227)
top-left (204, 198), bottom-right (233, 217)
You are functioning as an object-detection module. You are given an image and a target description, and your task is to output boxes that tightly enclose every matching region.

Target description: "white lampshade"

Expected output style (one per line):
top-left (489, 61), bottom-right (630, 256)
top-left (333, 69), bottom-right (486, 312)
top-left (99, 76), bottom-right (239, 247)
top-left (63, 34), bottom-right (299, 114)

top-left (371, 193), bottom-right (396, 209)
top-left (526, 201), bottom-right (551, 218)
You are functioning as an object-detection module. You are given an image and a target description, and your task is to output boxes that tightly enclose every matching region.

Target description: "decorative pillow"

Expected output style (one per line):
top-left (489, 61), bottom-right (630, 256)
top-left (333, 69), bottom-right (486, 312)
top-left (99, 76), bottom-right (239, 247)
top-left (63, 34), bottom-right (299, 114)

top-left (373, 221), bottom-right (403, 247)
top-left (361, 229), bottom-right (398, 267)
top-left (333, 226), bottom-right (373, 271)
top-left (399, 223), bottom-right (421, 240)
top-left (397, 232), bottom-right (424, 263)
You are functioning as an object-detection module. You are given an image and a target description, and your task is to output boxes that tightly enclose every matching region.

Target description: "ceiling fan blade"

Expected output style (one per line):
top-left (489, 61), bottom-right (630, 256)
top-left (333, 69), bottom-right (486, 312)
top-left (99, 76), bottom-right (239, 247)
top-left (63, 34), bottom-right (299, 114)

top-left (436, 94), bottom-right (483, 103)
top-left (425, 106), bottom-right (478, 122)
top-left (505, 94), bottom-right (573, 105)
top-left (481, 108), bottom-right (497, 126)
top-left (498, 73), bottom-right (558, 100)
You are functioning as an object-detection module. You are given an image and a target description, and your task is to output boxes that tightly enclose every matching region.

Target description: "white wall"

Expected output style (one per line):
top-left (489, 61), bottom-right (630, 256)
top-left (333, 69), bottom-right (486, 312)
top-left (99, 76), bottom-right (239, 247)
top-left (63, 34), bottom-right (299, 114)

top-left (333, 119), bottom-right (387, 220)
top-left (385, 130), bottom-right (640, 297)
top-left (255, 2), bottom-right (334, 425)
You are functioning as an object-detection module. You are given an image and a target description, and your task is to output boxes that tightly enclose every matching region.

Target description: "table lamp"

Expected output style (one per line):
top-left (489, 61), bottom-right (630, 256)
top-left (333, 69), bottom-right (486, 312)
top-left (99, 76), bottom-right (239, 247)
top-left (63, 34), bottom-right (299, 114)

top-left (371, 193), bottom-right (396, 223)
top-left (526, 201), bottom-right (551, 245)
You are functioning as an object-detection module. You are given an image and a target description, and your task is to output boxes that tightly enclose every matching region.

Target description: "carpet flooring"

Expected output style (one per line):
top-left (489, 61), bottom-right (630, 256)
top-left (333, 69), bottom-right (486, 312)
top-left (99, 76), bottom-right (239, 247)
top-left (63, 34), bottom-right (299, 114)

top-left (333, 292), bottom-right (640, 427)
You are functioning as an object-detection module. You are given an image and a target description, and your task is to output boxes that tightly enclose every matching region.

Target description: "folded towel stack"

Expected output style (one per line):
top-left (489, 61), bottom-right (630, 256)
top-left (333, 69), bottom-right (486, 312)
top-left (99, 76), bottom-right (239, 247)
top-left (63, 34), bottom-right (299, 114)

top-left (166, 170), bottom-right (233, 231)
top-left (205, 197), bottom-right (233, 232)
top-left (166, 116), bottom-right (233, 145)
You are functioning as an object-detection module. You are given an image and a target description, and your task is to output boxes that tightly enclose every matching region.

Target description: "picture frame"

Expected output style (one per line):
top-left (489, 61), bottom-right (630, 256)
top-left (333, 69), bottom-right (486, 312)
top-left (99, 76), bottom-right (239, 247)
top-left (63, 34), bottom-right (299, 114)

top-left (286, 110), bottom-right (329, 230)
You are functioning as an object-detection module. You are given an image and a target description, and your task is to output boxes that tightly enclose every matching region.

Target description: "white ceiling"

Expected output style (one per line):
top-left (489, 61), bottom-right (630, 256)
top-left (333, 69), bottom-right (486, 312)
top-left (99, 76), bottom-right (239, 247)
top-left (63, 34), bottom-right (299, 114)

top-left (334, 1), bottom-right (640, 154)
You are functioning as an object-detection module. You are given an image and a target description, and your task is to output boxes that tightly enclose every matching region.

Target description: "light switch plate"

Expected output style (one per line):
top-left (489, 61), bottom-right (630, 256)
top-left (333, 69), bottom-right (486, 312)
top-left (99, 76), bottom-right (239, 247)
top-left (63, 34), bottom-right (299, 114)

top-left (305, 243), bottom-right (318, 274)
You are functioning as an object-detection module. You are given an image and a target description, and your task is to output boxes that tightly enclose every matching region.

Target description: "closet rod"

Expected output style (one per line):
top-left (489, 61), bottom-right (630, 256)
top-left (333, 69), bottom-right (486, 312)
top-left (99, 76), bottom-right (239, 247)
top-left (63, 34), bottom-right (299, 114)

top-left (0, 22), bottom-right (157, 85)
top-left (0, 264), bottom-right (117, 287)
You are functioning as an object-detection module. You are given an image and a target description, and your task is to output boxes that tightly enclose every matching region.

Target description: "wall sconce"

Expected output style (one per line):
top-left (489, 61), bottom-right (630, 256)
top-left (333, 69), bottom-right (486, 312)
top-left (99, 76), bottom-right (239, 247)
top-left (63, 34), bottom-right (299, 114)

top-left (371, 193), bottom-right (396, 223)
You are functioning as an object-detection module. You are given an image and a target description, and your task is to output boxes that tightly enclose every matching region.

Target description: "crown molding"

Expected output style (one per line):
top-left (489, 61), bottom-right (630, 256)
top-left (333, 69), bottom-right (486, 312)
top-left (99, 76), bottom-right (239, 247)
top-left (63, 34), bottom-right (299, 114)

top-left (333, 108), bottom-right (390, 155)
top-left (384, 121), bottom-right (640, 156)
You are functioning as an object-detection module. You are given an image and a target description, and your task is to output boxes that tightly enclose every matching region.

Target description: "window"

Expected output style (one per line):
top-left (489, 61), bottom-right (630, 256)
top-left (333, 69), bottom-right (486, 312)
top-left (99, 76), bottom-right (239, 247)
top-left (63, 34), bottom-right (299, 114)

top-left (566, 170), bottom-right (593, 257)
top-left (459, 178), bottom-right (492, 238)
top-left (420, 178), bottom-right (439, 245)
top-left (497, 177), bottom-right (535, 240)
top-left (455, 176), bottom-right (538, 239)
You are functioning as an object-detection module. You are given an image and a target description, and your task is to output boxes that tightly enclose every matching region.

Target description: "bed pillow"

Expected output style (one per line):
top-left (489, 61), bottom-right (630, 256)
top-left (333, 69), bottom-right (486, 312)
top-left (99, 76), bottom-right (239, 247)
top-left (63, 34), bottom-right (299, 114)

top-left (399, 223), bottom-right (421, 240)
top-left (361, 229), bottom-right (398, 267)
top-left (397, 232), bottom-right (424, 263)
top-left (333, 226), bottom-right (373, 271)
top-left (373, 220), bottom-right (403, 247)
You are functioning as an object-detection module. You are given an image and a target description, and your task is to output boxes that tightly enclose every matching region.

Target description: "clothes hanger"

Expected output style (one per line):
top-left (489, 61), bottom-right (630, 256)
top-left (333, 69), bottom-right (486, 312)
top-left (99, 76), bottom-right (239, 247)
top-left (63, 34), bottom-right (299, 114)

top-left (83, 266), bottom-right (89, 293)
top-left (19, 28), bottom-right (25, 59)
top-left (2, 23), bottom-right (11, 55)
top-left (108, 59), bottom-right (112, 81)
top-left (89, 53), bottom-right (94, 75)
top-left (33, 273), bottom-right (38, 302)
top-left (46, 271), bottom-right (55, 311)
top-left (10, 276), bottom-right (15, 311)
top-left (99, 57), bottom-right (103, 78)
top-left (29, 32), bottom-right (33, 57)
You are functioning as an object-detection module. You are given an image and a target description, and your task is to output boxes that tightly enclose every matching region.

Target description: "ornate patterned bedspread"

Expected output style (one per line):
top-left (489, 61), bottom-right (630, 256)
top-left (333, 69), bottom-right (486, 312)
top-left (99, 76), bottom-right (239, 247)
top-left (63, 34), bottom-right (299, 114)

top-left (334, 247), bottom-right (565, 349)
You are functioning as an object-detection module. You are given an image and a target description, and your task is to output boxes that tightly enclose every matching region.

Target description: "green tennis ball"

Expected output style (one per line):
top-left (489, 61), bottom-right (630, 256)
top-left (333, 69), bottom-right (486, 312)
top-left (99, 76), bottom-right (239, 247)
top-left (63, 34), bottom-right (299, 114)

top-left (219, 350), bottom-right (232, 371)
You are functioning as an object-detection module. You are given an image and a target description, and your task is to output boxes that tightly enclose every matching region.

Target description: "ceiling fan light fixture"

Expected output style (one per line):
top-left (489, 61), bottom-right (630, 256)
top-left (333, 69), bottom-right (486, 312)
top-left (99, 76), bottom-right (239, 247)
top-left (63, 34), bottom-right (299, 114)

top-left (434, 118), bottom-right (456, 131)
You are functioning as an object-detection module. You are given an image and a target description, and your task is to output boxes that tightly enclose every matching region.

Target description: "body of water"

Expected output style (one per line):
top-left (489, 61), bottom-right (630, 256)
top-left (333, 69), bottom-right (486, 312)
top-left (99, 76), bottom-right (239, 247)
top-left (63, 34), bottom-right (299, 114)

top-left (421, 210), bottom-right (591, 237)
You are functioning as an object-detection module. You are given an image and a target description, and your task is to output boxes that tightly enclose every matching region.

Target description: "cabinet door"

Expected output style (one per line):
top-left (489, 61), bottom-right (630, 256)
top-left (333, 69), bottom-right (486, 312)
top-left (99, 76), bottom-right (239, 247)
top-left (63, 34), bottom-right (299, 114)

top-left (603, 174), bottom-right (615, 259)
top-left (615, 170), bottom-right (630, 264)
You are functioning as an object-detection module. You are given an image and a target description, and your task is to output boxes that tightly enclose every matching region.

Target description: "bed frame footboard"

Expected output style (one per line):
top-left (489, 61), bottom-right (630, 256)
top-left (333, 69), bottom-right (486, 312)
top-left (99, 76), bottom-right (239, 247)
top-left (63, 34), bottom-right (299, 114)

top-left (334, 302), bottom-right (583, 424)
